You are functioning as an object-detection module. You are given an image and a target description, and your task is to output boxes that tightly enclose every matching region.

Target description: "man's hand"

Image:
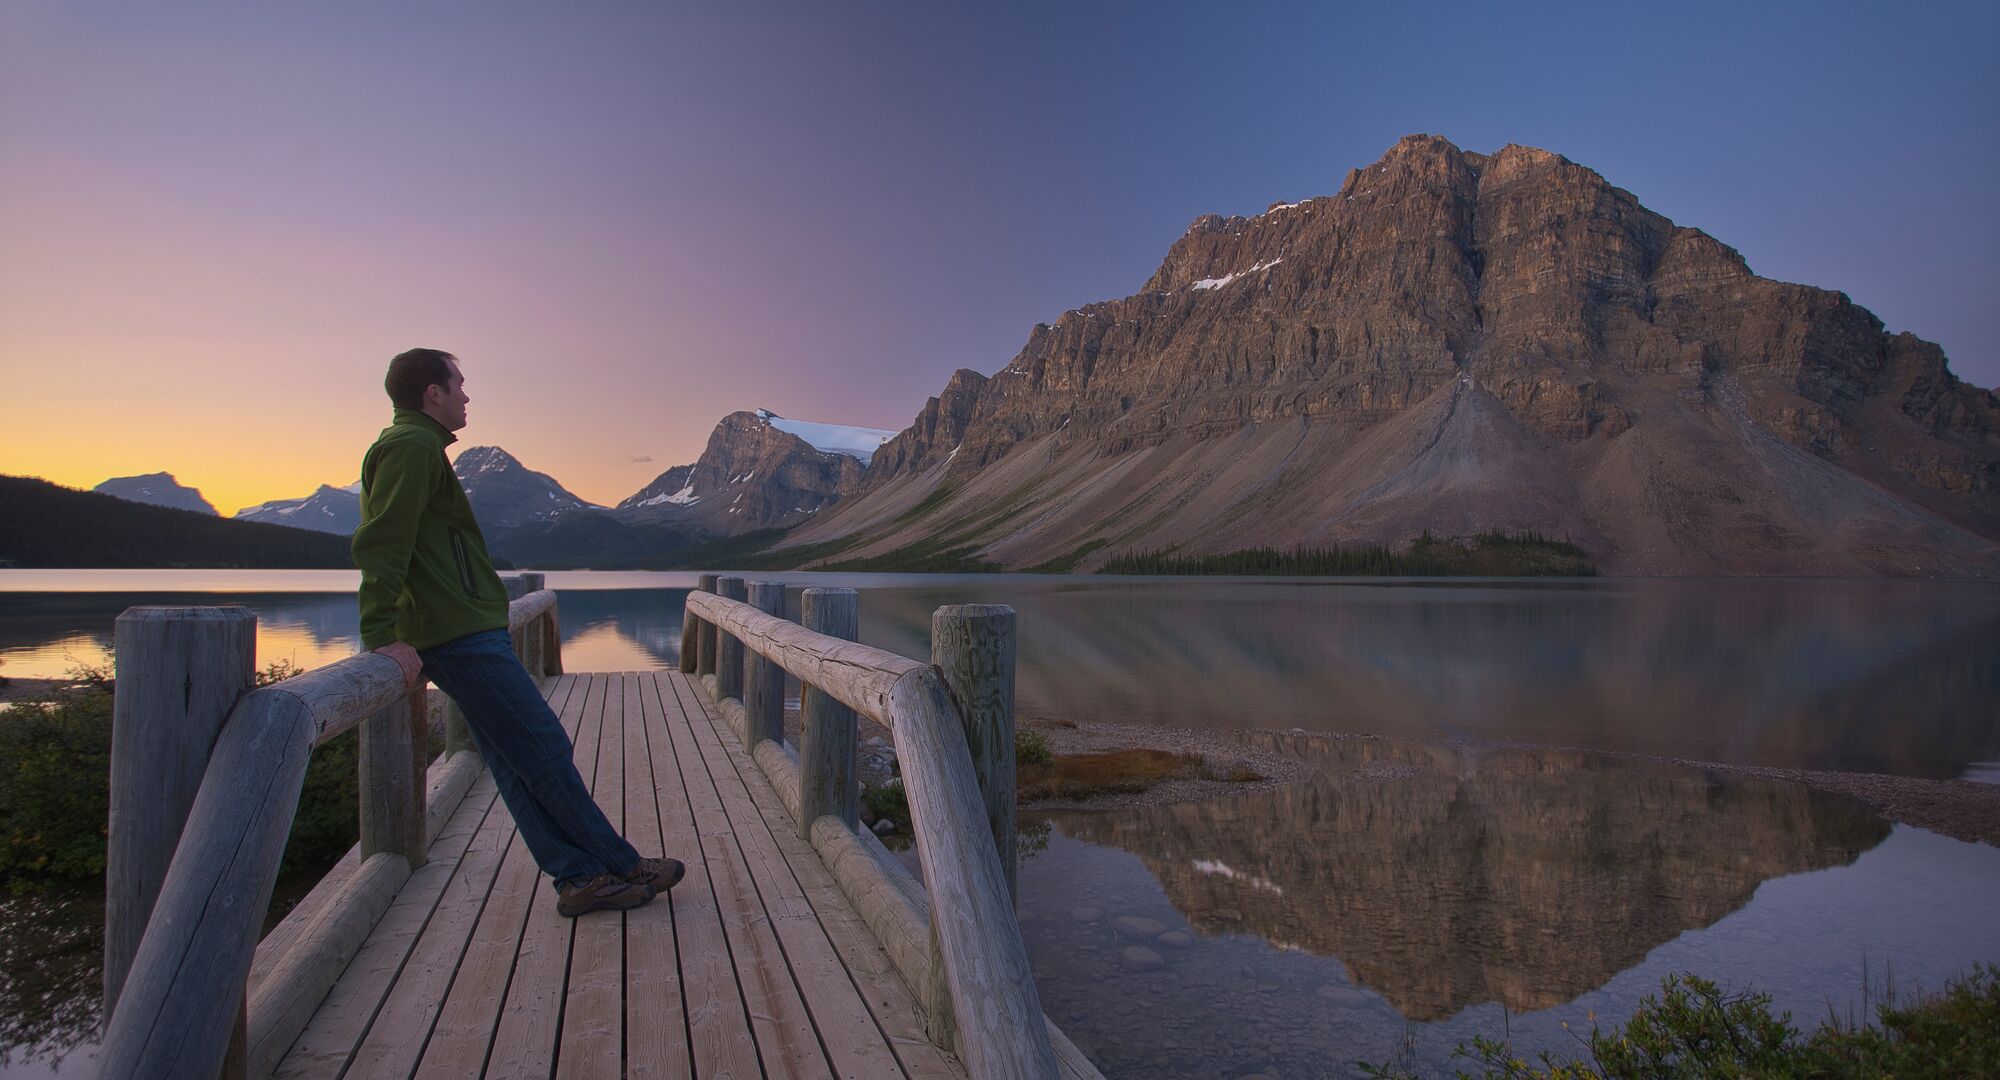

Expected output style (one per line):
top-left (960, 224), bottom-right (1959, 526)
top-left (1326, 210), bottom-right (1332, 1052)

top-left (374, 642), bottom-right (423, 691)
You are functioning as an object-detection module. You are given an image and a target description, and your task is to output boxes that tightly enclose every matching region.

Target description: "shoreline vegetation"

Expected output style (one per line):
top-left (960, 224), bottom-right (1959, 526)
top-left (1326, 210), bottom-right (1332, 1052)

top-left (1364, 966), bottom-right (2000, 1078)
top-left (1098, 531), bottom-right (1596, 577)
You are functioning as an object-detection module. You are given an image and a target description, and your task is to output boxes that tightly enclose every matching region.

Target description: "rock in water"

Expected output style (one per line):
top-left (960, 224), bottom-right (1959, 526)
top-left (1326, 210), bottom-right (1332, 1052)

top-left (1121, 946), bottom-right (1165, 972)
top-left (1112, 915), bottom-right (1167, 940)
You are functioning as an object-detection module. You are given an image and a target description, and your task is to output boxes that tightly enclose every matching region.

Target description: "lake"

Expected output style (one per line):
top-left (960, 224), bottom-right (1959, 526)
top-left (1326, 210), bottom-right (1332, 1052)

top-left (3, 570), bottom-right (1998, 1076)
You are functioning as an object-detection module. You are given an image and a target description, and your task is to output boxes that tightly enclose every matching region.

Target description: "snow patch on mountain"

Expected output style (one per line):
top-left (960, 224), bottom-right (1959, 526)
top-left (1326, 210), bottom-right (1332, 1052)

top-left (754, 410), bottom-right (897, 465)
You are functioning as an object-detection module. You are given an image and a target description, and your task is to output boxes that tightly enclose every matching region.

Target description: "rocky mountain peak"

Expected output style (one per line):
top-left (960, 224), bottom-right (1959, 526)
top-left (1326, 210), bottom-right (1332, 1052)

top-left (782, 134), bottom-right (2000, 577)
top-left (616, 409), bottom-right (879, 535)
top-left (93, 472), bottom-right (219, 516)
top-left (452, 446), bottom-right (596, 532)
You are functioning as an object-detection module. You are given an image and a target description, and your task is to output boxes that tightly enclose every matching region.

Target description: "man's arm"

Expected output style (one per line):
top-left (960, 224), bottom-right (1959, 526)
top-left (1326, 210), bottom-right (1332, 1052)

top-left (351, 441), bottom-right (437, 654)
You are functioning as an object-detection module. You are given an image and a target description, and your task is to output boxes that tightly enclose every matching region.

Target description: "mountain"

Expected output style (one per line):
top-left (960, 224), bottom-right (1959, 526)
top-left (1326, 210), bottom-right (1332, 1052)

top-left (93, 472), bottom-right (218, 516)
top-left (452, 446), bottom-right (599, 533)
top-left (0, 475), bottom-right (352, 568)
top-left (616, 410), bottom-right (890, 536)
top-left (235, 482), bottom-right (361, 535)
top-left (774, 135), bottom-right (2000, 578)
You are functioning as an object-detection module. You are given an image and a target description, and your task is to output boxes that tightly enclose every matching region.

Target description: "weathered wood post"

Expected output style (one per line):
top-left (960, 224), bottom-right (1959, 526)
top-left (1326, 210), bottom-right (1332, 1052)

top-left (743, 581), bottom-right (786, 751)
top-left (516, 572), bottom-right (546, 675)
top-left (501, 575), bottom-right (532, 671)
top-left (679, 585), bottom-right (700, 674)
top-left (105, 607), bottom-right (256, 1021)
top-left (922, 603), bottom-right (1018, 1051)
top-left (444, 690), bottom-right (476, 758)
top-left (694, 573), bottom-right (719, 679)
top-left (798, 588), bottom-right (859, 840)
top-left (932, 604), bottom-right (1020, 902)
top-left (540, 601), bottom-right (563, 676)
top-left (359, 687), bottom-right (429, 871)
top-left (714, 576), bottom-right (746, 702)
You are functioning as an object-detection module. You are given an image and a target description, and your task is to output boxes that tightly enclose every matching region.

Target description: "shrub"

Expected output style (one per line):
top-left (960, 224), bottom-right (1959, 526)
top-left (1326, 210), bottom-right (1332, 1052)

top-left (1361, 966), bottom-right (2000, 1078)
top-left (1015, 728), bottom-right (1052, 766)
top-left (0, 683), bottom-right (113, 890)
top-left (862, 779), bottom-right (908, 827)
top-left (0, 659), bottom-right (359, 893)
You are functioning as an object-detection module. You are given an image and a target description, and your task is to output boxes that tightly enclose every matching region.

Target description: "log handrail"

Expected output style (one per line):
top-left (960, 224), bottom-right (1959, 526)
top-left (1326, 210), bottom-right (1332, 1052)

top-left (684, 587), bottom-right (1064, 1080)
top-left (100, 585), bottom-right (562, 1080)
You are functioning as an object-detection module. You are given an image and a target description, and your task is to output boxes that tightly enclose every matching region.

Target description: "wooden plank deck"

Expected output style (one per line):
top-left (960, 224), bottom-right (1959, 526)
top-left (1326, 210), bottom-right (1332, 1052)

top-left (271, 671), bottom-right (968, 1080)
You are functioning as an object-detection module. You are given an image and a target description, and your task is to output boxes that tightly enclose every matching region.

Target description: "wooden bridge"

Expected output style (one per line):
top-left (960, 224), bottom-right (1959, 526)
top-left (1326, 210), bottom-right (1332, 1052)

top-left (97, 575), bottom-right (1102, 1079)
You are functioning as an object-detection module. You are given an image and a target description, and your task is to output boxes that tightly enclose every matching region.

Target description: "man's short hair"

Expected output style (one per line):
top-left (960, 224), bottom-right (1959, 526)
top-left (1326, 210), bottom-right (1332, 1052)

top-left (385, 348), bottom-right (457, 410)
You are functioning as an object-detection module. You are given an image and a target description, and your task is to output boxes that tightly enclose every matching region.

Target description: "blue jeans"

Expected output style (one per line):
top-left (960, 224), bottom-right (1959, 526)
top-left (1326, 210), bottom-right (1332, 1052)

top-left (420, 629), bottom-right (638, 890)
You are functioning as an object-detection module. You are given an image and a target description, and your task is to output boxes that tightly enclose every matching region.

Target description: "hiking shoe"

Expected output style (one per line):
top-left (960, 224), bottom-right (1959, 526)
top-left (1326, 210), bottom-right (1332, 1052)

top-left (624, 856), bottom-right (685, 891)
top-left (556, 873), bottom-right (656, 917)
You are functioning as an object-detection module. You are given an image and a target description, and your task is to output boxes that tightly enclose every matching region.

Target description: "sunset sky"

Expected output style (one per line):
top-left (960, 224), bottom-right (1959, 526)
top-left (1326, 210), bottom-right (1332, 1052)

top-left (3, 2), bottom-right (1995, 516)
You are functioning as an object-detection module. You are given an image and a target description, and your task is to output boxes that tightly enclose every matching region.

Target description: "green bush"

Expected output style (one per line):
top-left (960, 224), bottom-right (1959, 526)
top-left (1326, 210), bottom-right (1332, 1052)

top-left (862, 779), bottom-right (908, 826)
top-left (0, 660), bottom-right (361, 893)
top-left (0, 684), bottom-right (114, 890)
top-left (1362, 966), bottom-right (2000, 1078)
top-left (1015, 727), bottom-right (1052, 766)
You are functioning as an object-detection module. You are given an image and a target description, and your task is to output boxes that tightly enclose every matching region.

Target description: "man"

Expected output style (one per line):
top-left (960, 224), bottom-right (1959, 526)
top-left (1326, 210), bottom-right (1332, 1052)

top-left (352, 347), bottom-right (682, 917)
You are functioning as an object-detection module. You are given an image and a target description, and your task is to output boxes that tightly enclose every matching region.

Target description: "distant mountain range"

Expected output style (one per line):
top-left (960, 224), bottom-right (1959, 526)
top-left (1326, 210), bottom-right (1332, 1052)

top-left (65, 136), bottom-right (2000, 576)
top-left (79, 411), bottom-right (896, 569)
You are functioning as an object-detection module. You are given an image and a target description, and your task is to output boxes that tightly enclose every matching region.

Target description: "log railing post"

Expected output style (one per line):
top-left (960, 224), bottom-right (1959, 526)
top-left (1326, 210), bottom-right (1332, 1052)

top-left (715, 576), bottom-right (746, 702)
top-left (798, 588), bottom-right (860, 841)
top-left (359, 689), bottom-right (428, 870)
top-left (445, 695), bottom-right (476, 758)
top-left (105, 607), bottom-right (257, 1022)
top-left (931, 605), bottom-right (1020, 904)
top-left (744, 581), bottom-right (786, 752)
top-left (515, 573), bottom-right (546, 676)
top-left (694, 573), bottom-right (719, 679)
top-left (541, 604), bottom-right (563, 676)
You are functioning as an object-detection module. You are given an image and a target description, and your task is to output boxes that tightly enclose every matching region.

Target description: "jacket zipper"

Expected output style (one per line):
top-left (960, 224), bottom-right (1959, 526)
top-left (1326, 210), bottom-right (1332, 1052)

top-left (448, 527), bottom-right (479, 599)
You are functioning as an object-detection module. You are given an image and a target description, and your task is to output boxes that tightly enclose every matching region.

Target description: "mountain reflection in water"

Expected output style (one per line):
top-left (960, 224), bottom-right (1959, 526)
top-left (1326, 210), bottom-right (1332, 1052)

top-left (1044, 739), bottom-right (1889, 1021)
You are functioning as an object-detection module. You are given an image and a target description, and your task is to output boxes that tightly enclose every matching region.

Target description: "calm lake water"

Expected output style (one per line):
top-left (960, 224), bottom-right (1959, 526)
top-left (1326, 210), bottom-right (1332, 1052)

top-left (3, 570), bottom-right (1998, 1076)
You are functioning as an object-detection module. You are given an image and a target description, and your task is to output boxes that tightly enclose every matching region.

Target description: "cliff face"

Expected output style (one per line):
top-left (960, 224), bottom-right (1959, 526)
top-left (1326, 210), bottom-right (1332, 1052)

top-left (618, 410), bottom-right (869, 536)
top-left (1054, 739), bottom-right (1889, 1020)
top-left (782, 135), bottom-right (2000, 576)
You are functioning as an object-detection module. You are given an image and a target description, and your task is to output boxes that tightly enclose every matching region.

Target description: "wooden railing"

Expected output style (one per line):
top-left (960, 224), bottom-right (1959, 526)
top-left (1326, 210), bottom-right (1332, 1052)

top-left (681, 577), bottom-right (1100, 1080)
top-left (98, 575), bottom-right (561, 1080)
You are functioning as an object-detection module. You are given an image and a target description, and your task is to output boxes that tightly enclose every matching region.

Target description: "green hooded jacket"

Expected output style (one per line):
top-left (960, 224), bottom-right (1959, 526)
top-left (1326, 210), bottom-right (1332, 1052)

top-left (352, 409), bottom-right (510, 650)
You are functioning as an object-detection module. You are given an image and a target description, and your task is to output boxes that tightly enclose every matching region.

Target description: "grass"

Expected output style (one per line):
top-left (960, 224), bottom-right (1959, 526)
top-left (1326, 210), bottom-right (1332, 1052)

top-left (1023, 538), bottom-right (1110, 574)
top-left (862, 732), bottom-right (1258, 833)
top-left (1101, 530), bottom-right (1596, 577)
top-left (1017, 747), bottom-right (1262, 801)
top-left (892, 484), bottom-right (959, 525)
top-left (819, 544), bottom-right (1005, 573)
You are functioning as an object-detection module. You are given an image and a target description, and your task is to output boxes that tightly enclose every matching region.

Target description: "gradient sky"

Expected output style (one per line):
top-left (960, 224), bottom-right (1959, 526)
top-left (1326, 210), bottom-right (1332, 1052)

top-left (4, 1), bottom-right (1995, 515)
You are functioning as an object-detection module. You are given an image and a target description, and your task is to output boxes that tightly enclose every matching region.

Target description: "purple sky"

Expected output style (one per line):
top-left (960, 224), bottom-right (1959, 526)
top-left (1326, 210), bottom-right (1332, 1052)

top-left (3, 1), bottom-right (1995, 511)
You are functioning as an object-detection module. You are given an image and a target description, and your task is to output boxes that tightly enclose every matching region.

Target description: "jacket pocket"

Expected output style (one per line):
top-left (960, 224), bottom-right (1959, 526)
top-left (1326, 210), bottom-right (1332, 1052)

top-left (447, 526), bottom-right (479, 599)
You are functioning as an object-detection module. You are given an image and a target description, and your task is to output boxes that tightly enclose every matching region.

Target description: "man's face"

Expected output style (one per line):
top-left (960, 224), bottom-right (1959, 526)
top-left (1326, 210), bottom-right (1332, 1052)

top-left (426, 359), bottom-right (471, 432)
